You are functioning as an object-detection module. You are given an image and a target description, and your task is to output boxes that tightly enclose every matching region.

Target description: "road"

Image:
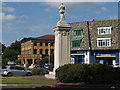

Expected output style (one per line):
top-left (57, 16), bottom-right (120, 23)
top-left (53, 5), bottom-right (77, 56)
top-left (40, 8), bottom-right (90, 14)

top-left (1, 84), bottom-right (120, 90)
top-left (1, 87), bottom-right (120, 90)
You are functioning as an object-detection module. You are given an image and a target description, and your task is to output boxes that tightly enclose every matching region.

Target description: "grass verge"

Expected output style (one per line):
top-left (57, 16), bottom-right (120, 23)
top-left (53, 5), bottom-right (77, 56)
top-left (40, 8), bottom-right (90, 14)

top-left (2, 75), bottom-right (57, 84)
top-left (2, 75), bottom-right (85, 85)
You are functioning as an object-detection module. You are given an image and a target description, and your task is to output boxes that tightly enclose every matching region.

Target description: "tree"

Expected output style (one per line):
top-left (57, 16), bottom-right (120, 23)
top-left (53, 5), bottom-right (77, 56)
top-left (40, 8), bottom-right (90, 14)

top-left (10, 40), bottom-right (21, 54)
top-left (36, 55), bottom-right (54, 65)
top-left (2, 37), bottom-right (31, 66)
top-left (2, 44), bottom-right (6, 53)
top-left (2, 47), bottom-right (19, 66)
top-left (0, 43), bottom-right (6, 55)
top-left (20, 37), bottom-right (31, 43)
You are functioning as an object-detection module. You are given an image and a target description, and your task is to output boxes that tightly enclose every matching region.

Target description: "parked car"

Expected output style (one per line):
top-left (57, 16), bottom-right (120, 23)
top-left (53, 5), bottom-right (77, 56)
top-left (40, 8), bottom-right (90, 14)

top-left (1, 65), bottom-right (32, 77)
top-left (44, 64), bottom-right (54, 71)
top-left (34, 65), bottom-right (49, 74)
top-left (34, 65), bottom-right (44, 69)
top-left (112, 63), bottom-right (119, 68)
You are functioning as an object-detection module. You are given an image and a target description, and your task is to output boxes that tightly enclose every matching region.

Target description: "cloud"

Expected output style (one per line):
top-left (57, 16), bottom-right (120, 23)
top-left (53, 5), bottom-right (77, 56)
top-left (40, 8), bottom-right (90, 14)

top-left (3, 7), bottom-right (16, 12)
top-left (1, 0), bottom-right (120, 2)
top-left (18, 15), bottom-right (29, 19)
top-left (95, 11), bottom-right (101, 14)
top-left (65, 11), bottom-right (77, 20)
top-left (28, 23), bottom-right (52, 33)
top-left (101, 6), bottom-right (107, 11)
top-left (44, 0), bottom-right (119, 3)
top-left (1, 13), bottom-right (16, 21)
top-left (107, 16), bottom-right (118, 19)
top-left (44, 8), bottom-right (51, 12)
top-left (1, 12), bottom-right (28, 23)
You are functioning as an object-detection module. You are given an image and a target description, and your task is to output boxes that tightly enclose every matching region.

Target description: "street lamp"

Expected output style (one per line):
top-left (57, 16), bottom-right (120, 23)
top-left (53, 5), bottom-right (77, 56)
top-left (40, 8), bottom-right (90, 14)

top-left (49, 43), bottom-right (51, 65)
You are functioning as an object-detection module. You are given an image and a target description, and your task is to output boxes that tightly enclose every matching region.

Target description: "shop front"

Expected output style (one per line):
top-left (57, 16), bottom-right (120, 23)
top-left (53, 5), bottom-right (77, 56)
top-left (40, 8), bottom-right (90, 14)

top-left (96, 54), bottom-right (116, 65)
top-left (91, 50), bottom-right (119, 65)
top-left (71, 51), bottom-right (85, 64)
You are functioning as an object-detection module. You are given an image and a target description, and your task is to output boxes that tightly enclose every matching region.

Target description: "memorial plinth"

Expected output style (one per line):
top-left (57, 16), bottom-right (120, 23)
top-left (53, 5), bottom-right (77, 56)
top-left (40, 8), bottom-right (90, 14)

top-left (45, 3), bottom-right (71, 79)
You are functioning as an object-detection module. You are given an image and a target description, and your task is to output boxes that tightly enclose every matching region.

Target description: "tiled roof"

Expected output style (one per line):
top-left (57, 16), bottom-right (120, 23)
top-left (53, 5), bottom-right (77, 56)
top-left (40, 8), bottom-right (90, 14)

top-left (31, 34), bottom-right (55, 40)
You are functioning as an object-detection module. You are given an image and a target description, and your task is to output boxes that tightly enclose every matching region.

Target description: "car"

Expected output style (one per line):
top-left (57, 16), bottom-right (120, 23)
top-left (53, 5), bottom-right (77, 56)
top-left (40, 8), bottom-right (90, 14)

top-left (44, 64), bottom-right (54, 71)
top-left (34, 65), bottom-right (44, 69)
top-left (1, 65), bottom-right (32, 77)
top-left (34, 65), bottom-right (49, 74)
top-left (112, 63), bottom-right (119, 68)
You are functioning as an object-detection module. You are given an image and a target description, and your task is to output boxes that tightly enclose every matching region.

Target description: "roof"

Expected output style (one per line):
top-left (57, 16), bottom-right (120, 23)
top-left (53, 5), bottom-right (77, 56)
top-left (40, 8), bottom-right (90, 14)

top-left (31, 34), bottom-right (55, 41)
top-left (70, 19), bottom-right (119, 24)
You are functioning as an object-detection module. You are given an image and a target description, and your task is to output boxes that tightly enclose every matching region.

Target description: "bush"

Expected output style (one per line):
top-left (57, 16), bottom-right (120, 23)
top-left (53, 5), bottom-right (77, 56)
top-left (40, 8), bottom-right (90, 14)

top-left (29, 68), bottom-right (46, 75)
top-left (55, 63), bottom-right (120, 84)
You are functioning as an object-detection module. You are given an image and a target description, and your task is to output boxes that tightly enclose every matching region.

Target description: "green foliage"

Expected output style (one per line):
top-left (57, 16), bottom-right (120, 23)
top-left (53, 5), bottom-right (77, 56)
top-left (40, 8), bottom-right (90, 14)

top-left (36, 60), bottom-right (41, 65)
top-left (2, 44), bottom-right (6, 53)
top-left (16, 59), bottom-right (21, 64)
top-left (1, 37), bottom-right (31, 66)
top-left (10, 40), bottom-right (21, 54)
top-left (29, 68), bottom-right (46, 75)
top-left (56, 64), bottom-right (120, 84)
top-left (36, 55), bottom-right (54, 65)
top-left (20, 37), bottom-right (31, 43)
top-left (2, 47), bottom-right (19, 66)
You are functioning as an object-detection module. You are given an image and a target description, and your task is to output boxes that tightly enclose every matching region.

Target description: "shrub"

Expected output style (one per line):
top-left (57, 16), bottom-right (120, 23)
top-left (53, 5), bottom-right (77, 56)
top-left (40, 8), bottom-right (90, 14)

top-left (55, 63), bottom-right (120, 84)
top-left (29, 68), bottom-right (46, 75)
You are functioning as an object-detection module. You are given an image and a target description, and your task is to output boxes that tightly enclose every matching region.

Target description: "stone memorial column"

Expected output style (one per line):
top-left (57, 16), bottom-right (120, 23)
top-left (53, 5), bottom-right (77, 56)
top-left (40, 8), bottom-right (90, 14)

top-left (53, 3), bottom-right (71, 71)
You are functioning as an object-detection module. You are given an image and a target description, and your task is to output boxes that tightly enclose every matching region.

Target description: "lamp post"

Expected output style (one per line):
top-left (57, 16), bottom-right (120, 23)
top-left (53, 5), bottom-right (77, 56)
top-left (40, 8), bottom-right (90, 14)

top-left (49, 43), bottom-right (51, 65)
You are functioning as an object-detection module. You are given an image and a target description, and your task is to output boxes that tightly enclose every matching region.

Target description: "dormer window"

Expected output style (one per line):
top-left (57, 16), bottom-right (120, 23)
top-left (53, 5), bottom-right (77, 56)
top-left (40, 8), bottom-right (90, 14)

top-left (98, 27), bottom-right (112, 35)
top-left (73, 29), bottom-right (83, 37)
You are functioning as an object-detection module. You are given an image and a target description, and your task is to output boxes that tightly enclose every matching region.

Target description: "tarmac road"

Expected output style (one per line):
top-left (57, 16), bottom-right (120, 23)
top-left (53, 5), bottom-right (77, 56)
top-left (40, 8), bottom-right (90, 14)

top-left (1, 87), bottom-right (120, 90)
top-left (1, 84), bottom-right (120, 90)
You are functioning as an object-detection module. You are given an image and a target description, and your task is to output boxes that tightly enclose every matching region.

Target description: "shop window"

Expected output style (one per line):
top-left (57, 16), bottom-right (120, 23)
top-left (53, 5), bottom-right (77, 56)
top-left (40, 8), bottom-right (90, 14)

top-left (45, 43), bottom-right (48, 46)
top-left (98, 27), bottom-right (112, 35)
top-left (45, 49), bottom-right (48, 54)
top-left (40, 49), bottom-right (43, 54)
top-left (72, 39), bottom-right (81, 48)
top-left (34, 49), bottom-right (37, 54)
top-left (73, 29), bottom-right (83, 37)
top-left (40, 43), bottom-right (42, 46)
top-left (97, 38), bottom-right (111, 47)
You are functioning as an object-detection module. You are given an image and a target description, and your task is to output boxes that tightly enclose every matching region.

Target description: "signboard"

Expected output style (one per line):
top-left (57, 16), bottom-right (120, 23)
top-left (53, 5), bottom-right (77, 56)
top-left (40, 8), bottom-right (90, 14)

top-left (96, 54), bottom-right (116, 57)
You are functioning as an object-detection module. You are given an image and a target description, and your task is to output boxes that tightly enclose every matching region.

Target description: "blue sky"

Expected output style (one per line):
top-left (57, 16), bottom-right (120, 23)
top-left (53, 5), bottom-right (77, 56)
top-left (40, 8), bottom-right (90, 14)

top-left (1, 2), bottom-right (119, 46)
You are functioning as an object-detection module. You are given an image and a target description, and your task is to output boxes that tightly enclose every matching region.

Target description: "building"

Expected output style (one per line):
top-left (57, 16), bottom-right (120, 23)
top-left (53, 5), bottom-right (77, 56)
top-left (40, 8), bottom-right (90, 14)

top-left (18, 34), bottom-right (55, 68)
top-left (70, 19), bottom-right (120, 66)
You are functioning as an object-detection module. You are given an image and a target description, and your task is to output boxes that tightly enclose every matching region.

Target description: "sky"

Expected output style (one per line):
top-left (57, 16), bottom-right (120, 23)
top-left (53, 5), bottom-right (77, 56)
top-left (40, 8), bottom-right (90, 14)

top-left (1, 1), bottom-right (119, 46)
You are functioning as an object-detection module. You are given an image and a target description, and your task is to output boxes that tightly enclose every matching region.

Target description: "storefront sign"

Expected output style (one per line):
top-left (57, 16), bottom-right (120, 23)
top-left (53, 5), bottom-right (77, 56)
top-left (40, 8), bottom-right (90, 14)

top-left (96, 54), bottom-right (116, 57)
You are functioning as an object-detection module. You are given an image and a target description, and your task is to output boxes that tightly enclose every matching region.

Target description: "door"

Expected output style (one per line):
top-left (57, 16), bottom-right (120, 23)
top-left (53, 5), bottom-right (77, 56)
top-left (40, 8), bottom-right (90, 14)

top-left (12, 66), bottom-right (26, 76)
top-left (78, 55), bottom-right (84, 64)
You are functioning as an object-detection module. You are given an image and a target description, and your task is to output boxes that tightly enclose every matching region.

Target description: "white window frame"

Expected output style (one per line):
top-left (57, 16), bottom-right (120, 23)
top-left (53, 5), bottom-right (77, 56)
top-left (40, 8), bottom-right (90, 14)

top-left (98, 27), bottom-right (112, 35)
top-left (97, 38), bottom-right (111, 47)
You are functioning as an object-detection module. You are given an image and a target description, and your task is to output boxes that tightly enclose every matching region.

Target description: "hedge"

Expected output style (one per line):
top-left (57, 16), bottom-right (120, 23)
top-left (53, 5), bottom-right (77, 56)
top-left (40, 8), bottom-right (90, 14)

top-left (29, 68), bottom-right (46, 75)
top-left (55, 63), bottom-right (120, 84)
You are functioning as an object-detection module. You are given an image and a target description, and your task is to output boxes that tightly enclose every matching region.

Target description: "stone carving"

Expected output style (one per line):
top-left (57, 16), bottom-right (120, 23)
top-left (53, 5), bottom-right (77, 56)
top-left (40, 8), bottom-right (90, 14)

top-left (62, 31), bottom-right (66, 36)
top-left (59, 3), bottom-right (65, 20)
top-left (57, 3), bottom-right (68, 27)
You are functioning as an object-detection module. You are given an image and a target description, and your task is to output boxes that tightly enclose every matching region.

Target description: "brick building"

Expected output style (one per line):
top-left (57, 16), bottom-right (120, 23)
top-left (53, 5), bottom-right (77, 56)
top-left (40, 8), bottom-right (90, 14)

top-left (18, 34), bottom-right (55, 68)
top-left (70, 19), bottom-right (120, 66)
